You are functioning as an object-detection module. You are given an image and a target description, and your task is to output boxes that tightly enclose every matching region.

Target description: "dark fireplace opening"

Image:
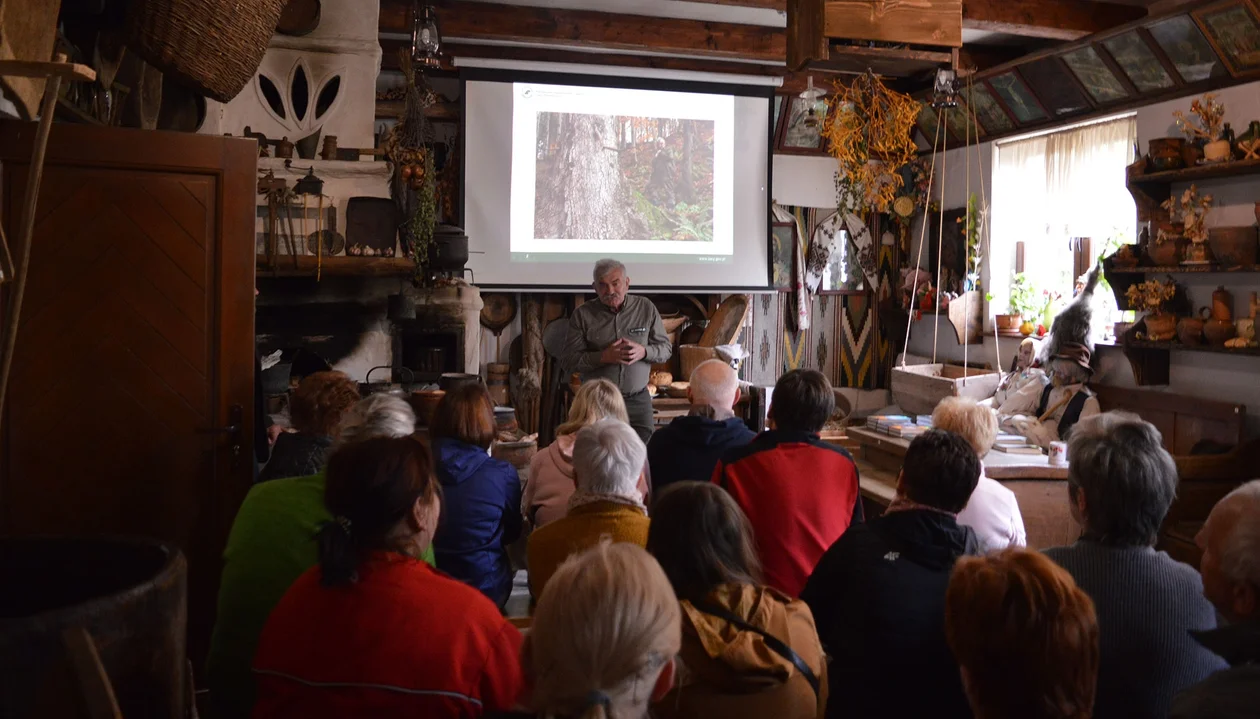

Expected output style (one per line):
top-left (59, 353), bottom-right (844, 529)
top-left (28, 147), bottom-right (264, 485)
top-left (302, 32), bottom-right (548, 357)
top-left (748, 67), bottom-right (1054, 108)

top-left (399, 330), bottom-right (462, 378)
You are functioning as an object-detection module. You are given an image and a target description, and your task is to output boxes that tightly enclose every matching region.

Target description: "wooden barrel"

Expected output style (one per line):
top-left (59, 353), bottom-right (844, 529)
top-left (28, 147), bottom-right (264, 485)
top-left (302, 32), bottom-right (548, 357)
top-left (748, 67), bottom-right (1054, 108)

top-left (0, 537), bottom-right (187, 719)
top-left (487, 362), bottom-right (511, 407)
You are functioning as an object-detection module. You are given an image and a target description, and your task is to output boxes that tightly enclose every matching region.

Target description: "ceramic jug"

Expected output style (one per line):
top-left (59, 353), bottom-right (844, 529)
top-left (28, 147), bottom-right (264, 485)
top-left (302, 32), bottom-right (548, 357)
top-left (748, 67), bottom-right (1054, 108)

top-left (1212, 286), bottom-right (1234, 321)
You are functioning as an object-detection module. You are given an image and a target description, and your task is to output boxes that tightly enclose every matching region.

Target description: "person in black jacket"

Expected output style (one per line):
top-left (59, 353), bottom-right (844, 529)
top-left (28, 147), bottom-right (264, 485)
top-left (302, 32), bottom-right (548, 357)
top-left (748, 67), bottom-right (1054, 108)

top-left (647, 360), bottom-right (754, 493)
top-left (801, 429), bottom-right (982, 719)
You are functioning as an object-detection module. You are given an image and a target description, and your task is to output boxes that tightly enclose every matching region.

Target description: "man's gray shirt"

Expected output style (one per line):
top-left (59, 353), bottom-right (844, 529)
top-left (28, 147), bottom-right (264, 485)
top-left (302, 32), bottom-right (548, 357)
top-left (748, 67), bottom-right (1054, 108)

top-left (561, 294), bottom-right (672, 395)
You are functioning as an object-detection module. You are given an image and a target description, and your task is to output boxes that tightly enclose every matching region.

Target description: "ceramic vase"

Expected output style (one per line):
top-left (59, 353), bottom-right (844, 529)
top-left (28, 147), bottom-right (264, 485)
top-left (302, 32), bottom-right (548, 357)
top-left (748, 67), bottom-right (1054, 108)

top-left (1144, 312), bottom-right (1177, 341)
top-left (1205, 139), bottom-right (1233, 163)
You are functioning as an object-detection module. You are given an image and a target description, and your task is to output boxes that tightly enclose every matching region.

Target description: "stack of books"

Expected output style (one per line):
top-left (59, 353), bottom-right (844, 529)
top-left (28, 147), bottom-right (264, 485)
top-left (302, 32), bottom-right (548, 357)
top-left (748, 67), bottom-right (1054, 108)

top-left (866, 415), bottom-right (911, 434)
top-left (992, 433), bottom-right (1042, 455)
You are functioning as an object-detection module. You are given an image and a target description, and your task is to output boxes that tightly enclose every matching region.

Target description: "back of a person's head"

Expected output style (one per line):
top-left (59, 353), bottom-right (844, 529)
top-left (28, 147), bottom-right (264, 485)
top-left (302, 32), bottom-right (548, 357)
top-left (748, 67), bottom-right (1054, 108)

top-left (429, 382), bottom-right (495, 449)
top-left (901, 429), bottom-right (981, 514)
top-left (689, 360), bottom-right (739, 410)
top-left (290, 371), bottom-right (360, 436)
top-left (932, 397), bottom-right (998, 457)
top-left (573, 418), bottom-right (646, 499)
top-left (946, 548), bottom-right (1099, 719)
top-left (336, 393), bottom-right (416, 447)
top-left (1201, 479), bottom-right (1260, 620)
top-left (559, 378), bottom-right (629, 436)
top-left (317, 436), bottom-right (440, 586)
top-left (1068, 411), bottom-right (1177, 547)
top-left (769, 369), bottom-right (834, 433)
top-left (527, 542), bottom-right (681, 719)
top-left (646, 482), bottom-right (761, 603)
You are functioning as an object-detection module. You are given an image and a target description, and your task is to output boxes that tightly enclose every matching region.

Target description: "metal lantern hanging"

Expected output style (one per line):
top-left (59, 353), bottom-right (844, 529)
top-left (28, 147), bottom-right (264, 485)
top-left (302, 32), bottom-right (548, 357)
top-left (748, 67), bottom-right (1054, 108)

top-left (293, 167), bottom-right (324, 196)
top-left (800, 76), bottom-right (828, 129)
top-left (411, 3), bottom-right (442, 70)
top-left (931, 67), bottom-right (959, 110)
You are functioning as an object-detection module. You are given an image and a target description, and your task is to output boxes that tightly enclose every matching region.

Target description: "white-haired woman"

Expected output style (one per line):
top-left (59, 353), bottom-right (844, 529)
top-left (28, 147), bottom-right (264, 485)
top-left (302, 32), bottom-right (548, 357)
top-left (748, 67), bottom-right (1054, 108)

top-left (524, 542), bottom-right (680, 719)
top-left (524, 379), bottom-right (650, 529)
top-left (527, 418), bottom-right (650, 599)
top-left (206, 394), bottom-right (424, 718)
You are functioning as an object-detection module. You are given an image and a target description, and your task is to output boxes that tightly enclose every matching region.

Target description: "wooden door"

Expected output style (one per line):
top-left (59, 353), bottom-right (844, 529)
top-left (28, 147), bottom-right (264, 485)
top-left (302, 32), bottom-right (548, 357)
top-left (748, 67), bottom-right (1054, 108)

top-left (0, 121), bottom-right (257, 666)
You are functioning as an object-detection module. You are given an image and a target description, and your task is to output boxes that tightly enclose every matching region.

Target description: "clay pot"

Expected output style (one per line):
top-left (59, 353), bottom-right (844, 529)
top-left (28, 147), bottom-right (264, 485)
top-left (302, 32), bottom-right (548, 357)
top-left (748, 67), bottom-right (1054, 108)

top-left (1149, 137), bottom-right (1185, 171)
top-left (1212, 286), bottom-right (1234, 321)
top-left (1204, 139), bottom-right (1233, 163)
top-left (492, 438), bottom-right (537, 469)
top-left (1148, 236), bottom-right (1185, 266)
top-left (1183, 142), bottom-right (1205, 167)
top-left (1209, 226), bottom-right (1259, 268)
top-left (1178, 309), bottom-right (1208, 346)
top-left (1205, 317), bottom-right (1237, 346)
top-left (1144, 312), bottom-right (1177, 341)
top-left (996, 314), bottom-right (1021, 331)
top-left (1183, 242), bottom-right (1213, 265)
top-left (1236, 317), bottom-right (1256, 342)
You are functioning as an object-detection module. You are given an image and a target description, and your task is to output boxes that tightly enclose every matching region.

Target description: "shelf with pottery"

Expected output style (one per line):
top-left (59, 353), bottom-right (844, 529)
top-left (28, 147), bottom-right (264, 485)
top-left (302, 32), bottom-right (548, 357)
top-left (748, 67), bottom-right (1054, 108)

top-left (256, 254), bottom-right (415, 277)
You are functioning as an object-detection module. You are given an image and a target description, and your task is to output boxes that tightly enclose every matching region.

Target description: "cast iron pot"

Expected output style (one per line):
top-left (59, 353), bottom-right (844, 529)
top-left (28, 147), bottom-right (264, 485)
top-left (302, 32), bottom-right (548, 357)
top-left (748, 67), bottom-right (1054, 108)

top-left (429, 224), bottom-right (470, 271)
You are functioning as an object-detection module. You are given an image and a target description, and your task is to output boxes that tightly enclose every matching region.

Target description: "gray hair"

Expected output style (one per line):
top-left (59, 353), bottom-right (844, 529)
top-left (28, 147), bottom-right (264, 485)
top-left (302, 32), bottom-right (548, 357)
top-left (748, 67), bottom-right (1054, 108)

top-left (1067, 411), bottom-right (1178, 547)
top-left (593, 258), bottom-right (627, 283)
top-left (336, 394), bottom-right (416, 447)
top-left (689, 359), bottom-right (739, 409)
top-left (1215, 479), bottom-right (1260, 588)
top-left (573, 418), bottom-right (646, 499)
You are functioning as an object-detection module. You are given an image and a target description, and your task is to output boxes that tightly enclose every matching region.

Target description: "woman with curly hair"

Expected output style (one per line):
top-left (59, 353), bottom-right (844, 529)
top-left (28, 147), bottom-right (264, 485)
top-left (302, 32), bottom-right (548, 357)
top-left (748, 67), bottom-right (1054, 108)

top-left (259, 371), bottom-right (360, 482)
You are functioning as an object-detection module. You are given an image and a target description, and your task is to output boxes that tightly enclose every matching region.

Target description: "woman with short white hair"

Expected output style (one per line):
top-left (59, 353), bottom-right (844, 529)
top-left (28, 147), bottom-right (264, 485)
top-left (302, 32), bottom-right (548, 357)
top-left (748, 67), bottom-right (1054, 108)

top-left (526, 418), bottom-right (651, 599)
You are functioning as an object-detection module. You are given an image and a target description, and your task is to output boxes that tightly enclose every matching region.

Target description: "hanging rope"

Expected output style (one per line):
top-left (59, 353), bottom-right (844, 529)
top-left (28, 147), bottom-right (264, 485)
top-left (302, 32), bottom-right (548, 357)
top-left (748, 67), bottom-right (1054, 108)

top-left (933, 113), bottom-right (949, 364)
top-left (901, 109), bottom-right (944, 369)
top-left (963, 89), bottom-right (972, 382)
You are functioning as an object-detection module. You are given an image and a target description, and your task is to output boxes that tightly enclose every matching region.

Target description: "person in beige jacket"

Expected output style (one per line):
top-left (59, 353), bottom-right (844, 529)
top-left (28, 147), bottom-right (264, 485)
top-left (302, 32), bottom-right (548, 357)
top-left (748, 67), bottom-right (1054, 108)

top-left (647, 481), bottom-right (827, 719)
top-left (523, 378), bottom-right (649, 530)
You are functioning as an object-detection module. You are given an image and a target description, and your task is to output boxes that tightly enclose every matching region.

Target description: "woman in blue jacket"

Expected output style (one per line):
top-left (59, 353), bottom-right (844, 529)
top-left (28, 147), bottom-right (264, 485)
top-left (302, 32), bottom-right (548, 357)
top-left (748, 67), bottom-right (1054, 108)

top-left (429, 383), bottom-right (522, 608)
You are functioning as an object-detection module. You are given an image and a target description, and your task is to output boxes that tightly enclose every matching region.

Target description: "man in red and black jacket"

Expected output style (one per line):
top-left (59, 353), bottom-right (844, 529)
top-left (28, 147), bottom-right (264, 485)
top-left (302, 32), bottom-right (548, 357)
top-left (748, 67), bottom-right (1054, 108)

top-left (711, 369), bottom-right (862, 597)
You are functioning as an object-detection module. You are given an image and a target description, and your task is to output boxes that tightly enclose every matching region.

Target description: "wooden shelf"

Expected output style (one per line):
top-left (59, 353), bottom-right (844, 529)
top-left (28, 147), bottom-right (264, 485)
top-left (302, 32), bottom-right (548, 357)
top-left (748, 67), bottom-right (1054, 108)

top-left (375, 100), bottom-right (459, 122)
top-left (1098, 330), bottom-right (1260, 388)
top-left (1101, 339), bottom-right (1260, 357)
top-left (1129, 158), bottom-right (1260, 190)
top-left (256, 255), bottom-right (415, 277)
top-left (1106, 264), bottom-right (1260, 274)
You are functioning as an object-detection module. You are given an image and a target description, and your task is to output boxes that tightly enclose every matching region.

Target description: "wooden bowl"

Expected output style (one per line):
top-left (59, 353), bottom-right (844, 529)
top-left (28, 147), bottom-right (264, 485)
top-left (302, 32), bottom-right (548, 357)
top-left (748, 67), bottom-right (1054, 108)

top-left (665, 381), bottom-right (690, 399)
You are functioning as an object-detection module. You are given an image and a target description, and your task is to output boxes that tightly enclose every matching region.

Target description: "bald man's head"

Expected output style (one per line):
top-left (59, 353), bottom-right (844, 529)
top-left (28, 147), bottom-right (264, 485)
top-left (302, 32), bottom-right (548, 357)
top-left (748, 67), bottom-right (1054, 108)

top-left (1197, 479), bottom-right (1260, 621)
top-left (688, 360), bottom-right (739, 413)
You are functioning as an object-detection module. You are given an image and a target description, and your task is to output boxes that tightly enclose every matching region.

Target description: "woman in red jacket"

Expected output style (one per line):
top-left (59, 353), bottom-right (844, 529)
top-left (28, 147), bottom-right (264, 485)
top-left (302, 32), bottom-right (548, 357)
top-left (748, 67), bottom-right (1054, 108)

top-left (252, 436), bottom-right (525, 718)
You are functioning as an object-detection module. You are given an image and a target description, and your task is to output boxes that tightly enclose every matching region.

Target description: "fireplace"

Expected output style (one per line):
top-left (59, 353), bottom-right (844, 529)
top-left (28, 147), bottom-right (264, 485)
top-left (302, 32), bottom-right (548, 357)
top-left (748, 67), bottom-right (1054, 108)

top-left (392, 281), bottom-right (484, 380)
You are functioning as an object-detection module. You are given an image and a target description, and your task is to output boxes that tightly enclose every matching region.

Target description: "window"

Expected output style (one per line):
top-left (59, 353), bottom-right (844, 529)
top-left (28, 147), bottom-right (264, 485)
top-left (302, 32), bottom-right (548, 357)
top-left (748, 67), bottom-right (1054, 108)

top-left (990, 115), bottom-right (1136, 330)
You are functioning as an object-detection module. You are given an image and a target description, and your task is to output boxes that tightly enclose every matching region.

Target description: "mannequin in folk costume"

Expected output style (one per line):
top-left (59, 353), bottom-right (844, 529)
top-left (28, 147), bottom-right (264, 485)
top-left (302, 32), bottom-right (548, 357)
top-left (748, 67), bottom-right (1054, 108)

top-left (983, 337), bottom-right (1047, 419)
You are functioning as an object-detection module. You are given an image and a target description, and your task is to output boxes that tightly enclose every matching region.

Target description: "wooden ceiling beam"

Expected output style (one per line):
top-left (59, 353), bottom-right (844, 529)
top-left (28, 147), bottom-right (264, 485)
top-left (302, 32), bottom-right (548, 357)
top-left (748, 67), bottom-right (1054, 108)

top-left (672, 0), bottom-right (787, 10)
top-left (962, 0), bottom-right (1148, 42)
top-left (379, 1), bottom-right (786, 62)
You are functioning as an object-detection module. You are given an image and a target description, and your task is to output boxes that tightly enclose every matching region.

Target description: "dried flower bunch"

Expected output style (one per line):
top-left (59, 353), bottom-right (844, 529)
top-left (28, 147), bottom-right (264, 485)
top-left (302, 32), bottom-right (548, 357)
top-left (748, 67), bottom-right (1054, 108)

top-left (1174, 93), bottom-right (1226, 142)
top-left (1160, 184), bottom-right (1213, 244)
top-left (1125, 278), bottom-right (1177, 313)
top-left (823, 72), bottom-right (919, 216)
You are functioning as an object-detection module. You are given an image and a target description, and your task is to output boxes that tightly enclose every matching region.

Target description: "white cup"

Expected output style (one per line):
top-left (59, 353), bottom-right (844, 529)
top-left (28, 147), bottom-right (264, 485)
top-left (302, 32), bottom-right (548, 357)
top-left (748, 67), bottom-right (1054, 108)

top-left (1048, 441), bottom-right (1068, 466)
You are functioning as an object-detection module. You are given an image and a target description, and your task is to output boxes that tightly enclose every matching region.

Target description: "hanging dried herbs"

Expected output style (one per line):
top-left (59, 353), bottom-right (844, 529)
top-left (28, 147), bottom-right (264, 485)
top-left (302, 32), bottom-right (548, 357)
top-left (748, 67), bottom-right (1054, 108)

top-left (821, 72), bottom-right (919, 216)
top-left (382, 50), bottom-right (438, 283)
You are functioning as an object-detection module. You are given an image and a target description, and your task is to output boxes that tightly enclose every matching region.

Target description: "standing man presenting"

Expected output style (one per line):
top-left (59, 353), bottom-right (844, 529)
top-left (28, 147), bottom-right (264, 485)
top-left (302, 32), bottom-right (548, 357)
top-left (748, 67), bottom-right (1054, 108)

top-left (562, 259), bottom-right (671, 442)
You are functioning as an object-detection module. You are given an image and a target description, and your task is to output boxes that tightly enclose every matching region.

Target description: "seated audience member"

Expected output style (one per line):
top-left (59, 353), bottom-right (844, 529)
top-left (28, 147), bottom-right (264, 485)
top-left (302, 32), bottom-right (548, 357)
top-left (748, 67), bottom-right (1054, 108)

top-left (712, 369), bottom-right (860, 597)
top-left (647, 482), bottom-right (827, 719)
top-left (946, 548), bottom-right (1100, 719)
top-left (253, 437), bottom-right (524, 718)
top-left (801, 429), bottom-right (981, 719)
top-left (648, 360), bottom-right (755, 492)
top-left (430, 383), bottom-right (523, 608)
top-left (1171, 480), bottom-right (1260, 719)
top-left (524, 542), bottom-right (680, 719)
top-left (527, 418), bottom-right (649, 599)
top-left (1044, 412), bottom-right (1226, 719)
top-left (932, 397), bottom-right (1027, 551)
top-left (206, 394), bottom-right (421, 719)
top-left (259, 370), bottom-right (359, 482)
top-left (523, 378), bottom-right (649, 530)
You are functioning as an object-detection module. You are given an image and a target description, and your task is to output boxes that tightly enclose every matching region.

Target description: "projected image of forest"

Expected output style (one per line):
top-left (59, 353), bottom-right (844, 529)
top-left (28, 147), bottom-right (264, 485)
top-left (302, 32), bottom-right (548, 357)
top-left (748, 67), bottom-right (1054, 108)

top-left (533, 112), bottom-right (715, 242)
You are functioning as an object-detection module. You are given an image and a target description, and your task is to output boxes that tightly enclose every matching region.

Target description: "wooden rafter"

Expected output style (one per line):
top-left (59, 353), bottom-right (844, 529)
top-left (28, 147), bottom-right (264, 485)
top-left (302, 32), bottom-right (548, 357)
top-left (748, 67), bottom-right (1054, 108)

top-left (671, 0), bottom-right (788, 10)
top-left (962, 0), bottom-right (1148, 41)
top-left (378, 1), bottom-right (786, 62)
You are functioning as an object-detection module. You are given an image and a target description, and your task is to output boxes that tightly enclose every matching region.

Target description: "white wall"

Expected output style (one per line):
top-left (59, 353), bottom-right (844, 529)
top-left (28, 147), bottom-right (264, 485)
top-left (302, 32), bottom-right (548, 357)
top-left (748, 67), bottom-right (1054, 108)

top-left (772, 155), bottom-right (840, 208)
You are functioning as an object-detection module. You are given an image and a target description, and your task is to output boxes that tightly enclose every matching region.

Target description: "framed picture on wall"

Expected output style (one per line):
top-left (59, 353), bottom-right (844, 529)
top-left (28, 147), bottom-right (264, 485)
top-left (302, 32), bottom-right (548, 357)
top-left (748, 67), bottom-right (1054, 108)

top-left (986, 73), bottom-right (1049, 125)
top-left (771, 221), bottom-right (795, 290)
top-left (778, 96), bottom-right (828, 154)
top-left (1061, 45), bottom-right (1132, 104)
top-left (1102, 32), bottom-right (1176, 92)
top-left (964, 83), bottom-right (1014, 134)
top-left (773, 95), bottom-right (785, 138)
top-left (1193, 1), bottom-right (1260, 75)
top-left (1148, 14), bottom-right (1228, 82)
top-left (917, 102), bottom-right (946, 144)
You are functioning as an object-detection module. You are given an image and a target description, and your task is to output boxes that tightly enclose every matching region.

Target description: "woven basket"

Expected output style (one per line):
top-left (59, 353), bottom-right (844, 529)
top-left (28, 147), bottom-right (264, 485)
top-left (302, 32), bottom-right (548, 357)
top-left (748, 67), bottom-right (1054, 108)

top-left (126, 0), bottom-right (287, 102)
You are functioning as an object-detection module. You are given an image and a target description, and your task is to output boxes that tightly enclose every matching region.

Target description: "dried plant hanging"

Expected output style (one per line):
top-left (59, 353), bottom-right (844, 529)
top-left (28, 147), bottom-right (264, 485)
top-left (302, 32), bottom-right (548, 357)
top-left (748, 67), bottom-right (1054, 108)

top-left (382, 50), bottom-right (439, 283)
top-left (821, 72), bottom-right (920, 217)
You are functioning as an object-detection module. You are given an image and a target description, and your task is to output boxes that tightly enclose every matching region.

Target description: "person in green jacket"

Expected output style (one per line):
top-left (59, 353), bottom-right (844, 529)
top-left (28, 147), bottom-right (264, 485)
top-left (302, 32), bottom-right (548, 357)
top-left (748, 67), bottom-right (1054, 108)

top-left (206, 393), bottom-right (431, 719)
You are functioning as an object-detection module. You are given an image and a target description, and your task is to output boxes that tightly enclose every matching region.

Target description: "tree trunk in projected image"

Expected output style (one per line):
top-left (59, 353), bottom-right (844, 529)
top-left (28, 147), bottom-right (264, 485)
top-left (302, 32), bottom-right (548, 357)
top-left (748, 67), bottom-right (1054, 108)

top-left (537, 113), bottom-right (643, 241)
top-left (680, 119), bottom-right (695, 204)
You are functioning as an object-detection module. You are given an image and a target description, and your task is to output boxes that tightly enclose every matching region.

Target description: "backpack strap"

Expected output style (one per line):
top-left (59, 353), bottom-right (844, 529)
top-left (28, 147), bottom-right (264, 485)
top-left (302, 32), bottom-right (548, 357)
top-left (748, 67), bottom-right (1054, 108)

top-left (689, 600), bottom-right (820, 698)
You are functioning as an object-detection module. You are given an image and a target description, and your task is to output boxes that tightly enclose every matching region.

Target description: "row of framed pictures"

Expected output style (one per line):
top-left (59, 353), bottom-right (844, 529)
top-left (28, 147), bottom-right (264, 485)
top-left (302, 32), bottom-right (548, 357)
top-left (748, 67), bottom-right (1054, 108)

top-left (915, 0), bottom-right (1260, 147)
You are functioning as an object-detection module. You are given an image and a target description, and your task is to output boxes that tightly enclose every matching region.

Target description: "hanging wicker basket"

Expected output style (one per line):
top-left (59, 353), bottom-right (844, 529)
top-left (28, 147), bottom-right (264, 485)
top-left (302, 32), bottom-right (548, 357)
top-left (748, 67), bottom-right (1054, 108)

top-left (125, 0), bottom-right (287, 103)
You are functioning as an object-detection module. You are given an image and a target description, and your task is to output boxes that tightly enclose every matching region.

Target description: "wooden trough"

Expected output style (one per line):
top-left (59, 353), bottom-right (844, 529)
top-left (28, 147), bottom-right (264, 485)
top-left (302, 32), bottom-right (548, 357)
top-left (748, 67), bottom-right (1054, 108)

top-left (891, 363), bottom-right (1001, 417)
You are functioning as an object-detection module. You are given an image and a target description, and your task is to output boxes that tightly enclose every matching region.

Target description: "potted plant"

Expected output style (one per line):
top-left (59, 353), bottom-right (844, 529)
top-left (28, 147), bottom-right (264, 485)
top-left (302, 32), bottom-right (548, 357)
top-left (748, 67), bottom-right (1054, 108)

top-left (1175, 94), bottom-right (1229, 163)
top-left (1162, 184), bottom-right (1214, 265)
top-left (1008, 272), bottom-right (1041, 336)
top-left (1126, 278), bottom-right (1179, 341)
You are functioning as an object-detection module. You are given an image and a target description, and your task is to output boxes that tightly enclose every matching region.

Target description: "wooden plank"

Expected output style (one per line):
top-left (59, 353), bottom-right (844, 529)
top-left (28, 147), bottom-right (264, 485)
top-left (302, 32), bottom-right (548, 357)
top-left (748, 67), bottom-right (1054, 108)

top-left (787, 0), bottom-right (827, 69)
top-left (375, 98), bottom-right (460, 121)
top-left (378, 1), bottom-right (786, 62)
top-left (675, 0), bottom-right (787, 9)
top-left (813, 44), bottom-right (951, 77)
top-left (823, 0), bottom-right (963, 48)
top-left (962, 0), bottom-right (1147, 41)
top-left (0, 59), bottom-right (95, 82)
top-left (256, 254), bottom-right (416, 277)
